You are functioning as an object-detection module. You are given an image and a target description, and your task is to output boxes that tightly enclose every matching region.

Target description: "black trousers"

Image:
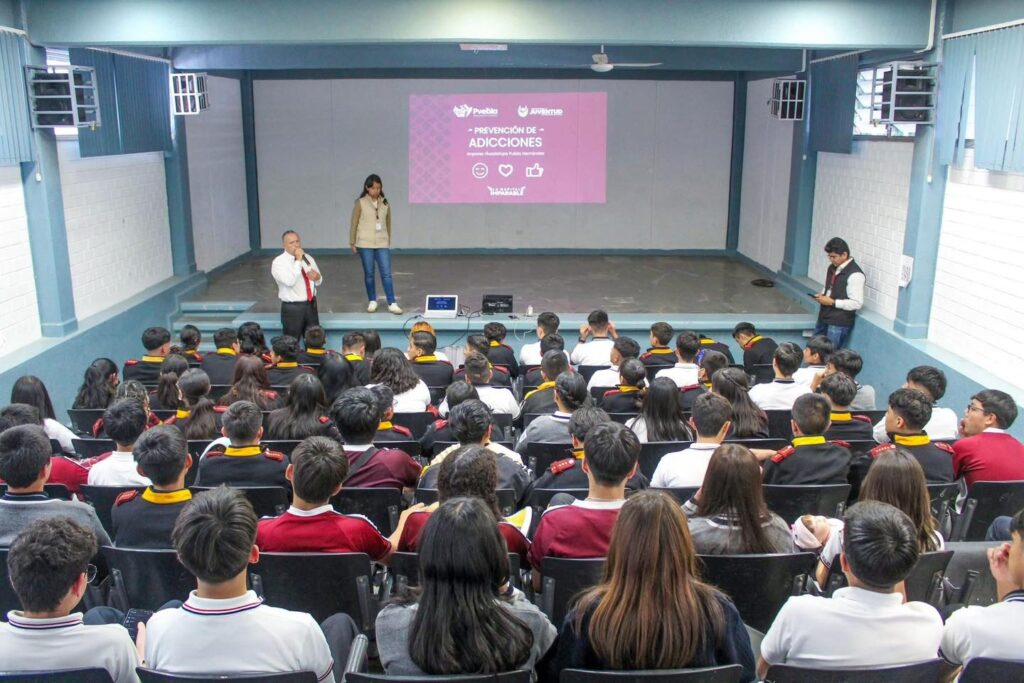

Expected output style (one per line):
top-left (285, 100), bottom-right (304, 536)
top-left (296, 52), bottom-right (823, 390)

top-left (280, 299), bottom-right (319, 341)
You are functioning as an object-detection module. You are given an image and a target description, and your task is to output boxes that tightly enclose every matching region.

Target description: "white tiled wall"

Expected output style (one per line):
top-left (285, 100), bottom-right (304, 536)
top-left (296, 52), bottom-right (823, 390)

top-left (738, 78), bottom-right (794, 272)
top-left (186, 76), bottom-right (250, 272)
top-left (929, 151), bottom-right (1024, 380)
top-left (59, 141), bottom-right (173, 321)
top-left (809, 140), bottom-right (914, 321)
top-left (0, 165), bottom-right (40, 355)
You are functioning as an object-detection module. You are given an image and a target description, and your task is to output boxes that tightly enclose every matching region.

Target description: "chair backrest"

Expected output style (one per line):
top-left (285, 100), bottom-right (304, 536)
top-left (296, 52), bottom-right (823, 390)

top-left (347, 672), bottom-right (530, 683)
top-left (137, 669), bottom-right (317, 682)
top-left (539, 557), bottom-right (606, 625)
top-left (79, 485), bottom-right (145, 534)
top-left (926, 482), bottom-right (960, 519)
top-left (527, 488), bottom-right (589, 510)
top-left (561, 666), bottom-right (744, 683)
top-left (590, 386), bottom-right (615, 401)
top-left (101, 546), bottom-right (196, 611)
top-left (72, 438), bottom-right (116, 459)
top-left (607, 412), bottom-right (639, 425)
top-left (208, 384), bottom-right (232, 402)
top-left (389, 552), bottom-right (522, 594)
top-left (959, 657), bottom-right (1024, 682)
top-left (0, 669), bottom-right (113, 682)
top-left (250, 552), bottom-right (374, 630)
top-left (433, 441), bottom-right (514, 454)
top-left (855, 410), bottom-right (887, 425)
top-left (764, 659), bottom-right (943, 682)
top-left (392, 412), bottom-right (434, 440)
top-left (525, 442), bottom-right (576, 475)
top-left (417, 489), bottom-right (517, 516)
top-left (0, 484), bottom-right (70, 500)
top-left (373, 440), bottom-right (421, 457)
top-left (903, 550), bottom-right (954, 606)
top-left (750, 364), bottom-right (775, 385)
top-left (190, 486), bottom-right (289, 518)
top-left (49, 438), bottom-right (63, 454)
top-left (954, 481), bottom-right (1024, 541)
top-left (697, 552), bottom-right (816, 633)
top-left (67, 408), bottom-right (106, 435)
top-left (650, 487), bottom-right (699, 505)
top-left (330, 487), bottom-right (402, 535)
top-left (638, 442), bottom-right (693, 479)
top-left (761, 484), bottom-right (851, 524)
top-left (576, 365), bottom-right (609, 383)
top-left (764, 410), bottom-right (794, 440)
top-left (258, 440), bottom-right (301, 456)
top-left (724, 438), bottom-right (789, 451)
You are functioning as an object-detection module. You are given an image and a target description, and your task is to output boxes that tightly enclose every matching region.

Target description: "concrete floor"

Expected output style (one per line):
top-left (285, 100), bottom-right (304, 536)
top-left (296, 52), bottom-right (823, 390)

top-left (197, 253), bottom-right (804, 315)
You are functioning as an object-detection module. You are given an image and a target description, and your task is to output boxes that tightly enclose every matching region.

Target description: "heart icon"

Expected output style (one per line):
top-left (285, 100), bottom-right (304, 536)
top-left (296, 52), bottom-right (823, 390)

top-left (498, 164), bottom-right (514, 177)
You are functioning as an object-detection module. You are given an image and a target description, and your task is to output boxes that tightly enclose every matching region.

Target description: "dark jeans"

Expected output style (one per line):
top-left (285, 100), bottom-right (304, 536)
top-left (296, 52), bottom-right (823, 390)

top-left (987, 516), bottom-right (1013, 541)
top-left (357, 247), bottom-right (396, 304)
top-left (281, 299), bottom-right (319, 340)
top-left (813, 321), bottom-right (852, 349)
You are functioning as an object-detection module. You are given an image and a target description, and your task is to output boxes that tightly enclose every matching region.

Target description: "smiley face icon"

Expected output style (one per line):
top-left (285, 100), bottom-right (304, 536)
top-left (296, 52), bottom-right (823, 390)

top-left (471, 163), bottom-right (489, 180)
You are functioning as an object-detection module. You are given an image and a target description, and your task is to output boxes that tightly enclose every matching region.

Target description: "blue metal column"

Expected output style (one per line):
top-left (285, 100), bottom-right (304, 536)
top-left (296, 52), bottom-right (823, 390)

top-left (20, 44), bottom-right (77, 337)
top-left (726, 73), bottom-right (747, 251)
top-left (780, 62), bottom-right (816, 279)
top-left (240, 72), bottom-right (262, 250)
top-left (165, 110), bottom-right (197, 276)
top-left (894, 0), bottom-right (953, 339)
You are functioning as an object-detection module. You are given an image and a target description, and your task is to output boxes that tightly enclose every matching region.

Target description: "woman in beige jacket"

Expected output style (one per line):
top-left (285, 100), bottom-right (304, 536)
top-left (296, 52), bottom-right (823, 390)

top-left (350, 174), bottom-right (402, 314)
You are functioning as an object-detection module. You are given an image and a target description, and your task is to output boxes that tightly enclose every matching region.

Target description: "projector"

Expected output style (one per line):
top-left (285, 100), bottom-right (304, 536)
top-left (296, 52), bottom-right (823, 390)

top-left (482, 294), bottom-right (514, 315)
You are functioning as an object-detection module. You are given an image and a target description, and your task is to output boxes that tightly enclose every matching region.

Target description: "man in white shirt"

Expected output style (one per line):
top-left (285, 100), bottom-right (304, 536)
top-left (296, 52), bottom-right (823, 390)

top-left (87, 399), bottom-right (151, 487)
top-left (748, 342), bottom-right (812, 411)
top-left (758, 501), bottom-right (943, 678)
top-left (571, 309), bottom-right (618, 367)
top-left (940, 508), bottom-right (1024, 678)
top-left (651, 393), bottom-right (730, 488)
top-left (519, 312), bottom-right (561, 368)
top-left (872, 365), bottom-right (960, 443)
top-left (271, 230), bottom-right (323, 342)
top-left (439, 353), bottom-right (520, 419)
top-left (811, 237), bottom-right (865, 350)
top-left (0, 517), bottom-right (140, 683)
top-left (143, 487), bottom-right (354, 681)
top-left (792, 335), bottom-right (833, 386)
top-left (656, 330), bottom-right (702, 389)
top-left (588, 337), bottom-right (642, 390)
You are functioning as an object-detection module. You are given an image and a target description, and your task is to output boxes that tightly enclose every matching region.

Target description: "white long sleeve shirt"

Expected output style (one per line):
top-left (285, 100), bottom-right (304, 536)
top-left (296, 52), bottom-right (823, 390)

top-left (822, 259), bottom-right (864, 311)
top-left (271, 251), bottom-right (323, 303)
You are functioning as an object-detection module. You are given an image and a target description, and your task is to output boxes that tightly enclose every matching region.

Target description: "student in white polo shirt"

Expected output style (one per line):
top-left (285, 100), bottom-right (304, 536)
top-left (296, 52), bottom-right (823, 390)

top-left (439, 353), bottom-right (520, 419)
top-left (748, 342), bottom-right (812, 411)
top-left (651, 393), bottom-right (731, 489)
top-left (587, 336), bottom-right (642, 390)
top-left (142, 487), bottom-right (356, 681)
top-left (758, 501), bottom-right (943, 678)
top-left (86, 399), bottom-right (151, 487)
top-left (520, 312), bottom-right (562, 369)
top-left (655, 331), bottom-right (702, 389)
top-left (0, 517), bottom-right (140, 683)
top-left (940, 507), bottom-right (1024, 678)
top-left (570, 309), bottom-right (618, 367)
top-left (792, 335), bottom-right (833, 386)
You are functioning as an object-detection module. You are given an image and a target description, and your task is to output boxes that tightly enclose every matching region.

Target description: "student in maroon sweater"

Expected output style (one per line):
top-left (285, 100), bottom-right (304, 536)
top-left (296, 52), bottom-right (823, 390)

top-left (954, 389), bottom-right (1024, 488)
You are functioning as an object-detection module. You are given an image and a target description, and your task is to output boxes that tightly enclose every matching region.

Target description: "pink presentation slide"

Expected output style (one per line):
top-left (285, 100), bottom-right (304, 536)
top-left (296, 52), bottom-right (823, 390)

top-left (408, 92), bottom-right (607, 204)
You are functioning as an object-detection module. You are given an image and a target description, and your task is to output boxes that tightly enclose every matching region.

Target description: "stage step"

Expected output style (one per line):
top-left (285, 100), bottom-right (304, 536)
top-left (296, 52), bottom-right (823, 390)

top-left (170, 301), bottom-right (256, 336)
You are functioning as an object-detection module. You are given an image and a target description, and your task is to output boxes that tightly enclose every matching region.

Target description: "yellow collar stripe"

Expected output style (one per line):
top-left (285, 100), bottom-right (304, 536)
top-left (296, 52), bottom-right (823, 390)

top-left (344, 353), bottom-right (363, 361)
top-left (894, 434), bottom-right (931, 447)
top-left (224, 446), bottom-right (263, 457)
top-left (572, 448), bottom-right (585, 460)
top-left (216, 348), bottom-right (237, 356)
top-left (142, 488), bottom-right (192, 504)
top-left (276, 362), bottom-right (298, 368)
top-left (830, 412), bottom-right (853, 422)
top-left (650, 348), bottom-right (674, 354)
top-left (305, 348), bottom-right (326, 356)
top-left (700, 339), bottom-right (716, 345)
top-left (616, 386), bottom-right (641, 393)
top-left (744, 335), bottom-right (764, 349)
top-left (142, 355), bottom-right (164, 363)
top-left (378, 421), bottom-right (393, 430)
top-left (489, 340), bottom-right (500, 347)
top-left (175, 409), bottom-right (191, 419)
top-left (792, 436), bottom-right (827, 447)
top-left (414, 355), bottom-right (437, 363)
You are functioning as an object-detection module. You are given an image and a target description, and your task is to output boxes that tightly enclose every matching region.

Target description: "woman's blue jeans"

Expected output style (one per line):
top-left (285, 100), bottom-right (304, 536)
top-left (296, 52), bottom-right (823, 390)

top-left (357, 247), bottom-right (396, 304)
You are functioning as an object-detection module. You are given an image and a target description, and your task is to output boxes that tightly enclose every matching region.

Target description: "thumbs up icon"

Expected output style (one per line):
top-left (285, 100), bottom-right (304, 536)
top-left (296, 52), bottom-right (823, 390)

top-left (525, 163), bottom-right (544, 178)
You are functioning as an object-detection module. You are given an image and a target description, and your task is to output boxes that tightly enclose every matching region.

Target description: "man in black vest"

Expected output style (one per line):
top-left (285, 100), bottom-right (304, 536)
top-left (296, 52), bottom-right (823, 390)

top-left (812, 237), bottom-right (865, 349)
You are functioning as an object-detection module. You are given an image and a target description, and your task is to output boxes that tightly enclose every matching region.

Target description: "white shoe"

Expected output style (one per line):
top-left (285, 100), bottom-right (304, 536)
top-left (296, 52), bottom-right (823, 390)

top-left (367, 301), bottom-right (378, 312)
top-left (388, 303), bottom-right (403, 315)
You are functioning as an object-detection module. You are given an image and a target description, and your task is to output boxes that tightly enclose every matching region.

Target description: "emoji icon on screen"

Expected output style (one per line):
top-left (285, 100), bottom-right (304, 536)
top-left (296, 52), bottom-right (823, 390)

top-left (517, 105), bottom-right (529, 118)
top-left (471, 163), bottom-right (489, 179)
top-left (498, 164), bottom-right (514, 177)
top-left (525, 163), bottom-right (544, 178)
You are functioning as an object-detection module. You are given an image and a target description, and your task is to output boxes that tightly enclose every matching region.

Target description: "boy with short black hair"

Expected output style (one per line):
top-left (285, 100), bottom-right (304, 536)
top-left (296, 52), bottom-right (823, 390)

top-left (483, 321), bottom-right (518, 378)
top-left (369, 384), bottom-right (414, 441)
top-left (793, 335), bottom-right (834, 385)
top-left (524, 333), bottom-right (565, 387)
top-left (200, 327), bottom-right (241, 386)
top-left (519, 350), bottom-right (570, 422)
top-left (571, 309), bottom-right (617, 366)
top-left (679, 350), bottom-right (729, 412)
top-left (817, 373), bottom-right (873, 442)
top-left (454, 335), bottom-right (512, 387)
top-left (696, 333), bottom-right (735, 364)
top-left (0, 518), bottom-right (139, 682)
top-left (656, 331), bottom-right (701, 388)
top-left (267, 334), bottom-right (314, 386)
top-left (759, 393), bottom-right (852, 485)
top-left (123, 326), bottom-right (172, 383)
top-left (827, 348), bottom-right (875, 410)
top-left (732, 322), bottom-right (778, 380)
top-left (297, 325), bottom-right (337, 366)
top-left (419, 381), bottom-right (478, 457)
top-left (588, 336), bottom-right (642, 390)
top-left (407, 330), bottom-right (454, 389)
top-left (341, 331), bottom-right (371, 385)
top-left (87, 399), bottom-right (151, 487)
top-left (441, 353), bottom-right (519, 418)
top-left (197, 401), bottom-right (289, 488)
top-left (641, 321), bottom-right (676, 370)
top-left (520, 312), bottom-right (561, 368)
top-left (872, 365), bottom-right (959, 443)
top-left (330, 388), bottom-right (421, 491)
top-left (869, 388), bottom-right (954, 483)
top-left (748, 342), bottom-right (812, 410)
top-left (111, 425), bottom-right (194, 548)
top-left (953, 389), bottom-right (1024, 488)
top-left (652, 393), bottom-right (732, 488)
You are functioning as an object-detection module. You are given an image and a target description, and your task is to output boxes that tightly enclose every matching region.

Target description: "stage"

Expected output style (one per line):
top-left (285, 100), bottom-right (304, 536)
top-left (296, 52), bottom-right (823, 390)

top-left (175, 253), bottom-right (817, 354)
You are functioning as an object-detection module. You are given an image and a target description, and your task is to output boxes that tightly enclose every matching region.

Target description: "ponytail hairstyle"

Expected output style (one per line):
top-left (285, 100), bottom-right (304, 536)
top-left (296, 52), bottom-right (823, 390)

top-left (73, 358), bottom-right (119, 409)
top-left (237, 322), bottom-right (268, 356)
top-left (618, 358), bottom-right (648, 412)
top-left (156, 354), bottom-right (189, 411)
top-left (359, 173), bottom-right (387, 205)
top-left (554, 371), bottom-right (589, 412)
top-left (178, 369), bottom-right (217, 440)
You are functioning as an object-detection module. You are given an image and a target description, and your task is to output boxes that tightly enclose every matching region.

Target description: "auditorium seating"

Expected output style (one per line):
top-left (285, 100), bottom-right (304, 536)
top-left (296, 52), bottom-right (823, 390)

top-left (761, 484), bottom-right (851, 523)
top-left (190, 486), bottom-right (289, 518)
top-left (697, 553), bottom-right (817, 632)
top-left (415, 488), bottom-right (517, 517)
top-left (391, 412), bottom-right (434, 439)
top-left (0, 670), bottom-right (115, 682)
top-left (330, 487), bottom-right (402, 534)
top-left (951, 481), bottom-right (1024, 541)
top-left (387, 551), bottom-right (523, 595)
top-left (102, 547), bottom-right (195, 612)
top-left (79, 484), bottom-right (145, 533)
top-left (960, 658), bottom-right (1024, 681)
top-left (526, 487), bottom-right (589, 510)
top-left (764, 660), bottom-right (943, 682)
top-left (823, 550), bottom-right (954, 607)
top-left (348, 673), bottom-right (529, 683)
top-left (651, 487), bottom-right (700, 505)
top-left (137, 671), bottom-right (317, 683)
top-left (561, 667), bottom-right (744, 683)
top-left (525, 442), bottom-right (576, 473)
top-left (539, 556), bottom-right (606, 625)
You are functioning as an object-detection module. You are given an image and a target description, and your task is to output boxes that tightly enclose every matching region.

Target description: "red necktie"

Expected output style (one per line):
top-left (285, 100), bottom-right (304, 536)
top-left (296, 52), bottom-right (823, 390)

top-left (301, 269), bottom-right (313, 302)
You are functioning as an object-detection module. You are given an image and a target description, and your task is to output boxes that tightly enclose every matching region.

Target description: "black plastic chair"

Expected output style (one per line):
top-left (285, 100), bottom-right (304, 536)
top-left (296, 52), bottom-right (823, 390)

top-left (72, 438), bottom-right (116, 459)
top-left (48, 438), bottom-right (64, 454)
top-left (348, 673), bottom-right (530, 683)
top-left (137, 670), bottom-right (317, 682)
top-left (960, 657), bottom-right (1024, 682)
top-left (79, 485), bottom-right (145, 534)
top-left (0, 484), bottom-right (70, 500)
top-left (577, 365), bottom-right (609, 383)
top-left (855, 409), bottom-right (888, 424)
top-left (249, 552), bottom-right (374, 631)
top-left (561, 667), bottom-right (744, 683)
top-left (724, 438), bottom-right (789, 451)
top-left (527, 488), bottom-right (589, 509)
top-left (951, 481), bottom-right (1024, 541)
top-left (0, 670), bottom-right (113, 682)
top-left (389, 551), bottom-right (522, 595)
top-left (67, 408), bottom-right (106, 435)
top-left (764, 410), bottom-right (794, 440)
top-left (432, 441), bottom-right (515, 454)
top-left (417, 488), bottom-right (517, 516)
top-left (373, 440), bottom-right (421, 457)
top-left (697, 552), bottom-right (816, 633)
top-left (607, 412), bottom-right (639, 425)
top-left (822, 550), bottom-right (954, 607)
top-left (539, 557), bottom-right (606, 625)
top-left (651, 487), bottom-right (699, 505)
top-left (208, 384), bottom-right (232, 402)
top-left (638, 442), bottom-right (693, 479)
top-left (330, 487), bottom-right (402, 535)
top-left (391, 412), bottom-right (434, 440)
top-left (190, 486), bottom-right (289, 518)
top-left (525, 442), bottom-right (576, 475)
top-left (102, 546), bottom-right (196, 611)
top-left (927, 481), bottom-right (961, 527)
top-left (761, 484), bottom-right (851, 524)
top-left (0, 549), bottom-right (20, 615)
top-left (590, 386), bottom-right (616, 401)
top-left (258, 440), bottom-right (301, 456)
top-left (764, 659), bottom-right (942, 682)
top-left (750, 364), bottom-right (775, 385)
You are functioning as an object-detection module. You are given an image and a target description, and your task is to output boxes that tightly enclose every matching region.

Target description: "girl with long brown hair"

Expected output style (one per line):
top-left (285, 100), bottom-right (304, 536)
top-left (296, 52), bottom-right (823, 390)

top-left (541, 490), bottom-right (755, 682)
top-left (218, 355), bottom-right (280, 410)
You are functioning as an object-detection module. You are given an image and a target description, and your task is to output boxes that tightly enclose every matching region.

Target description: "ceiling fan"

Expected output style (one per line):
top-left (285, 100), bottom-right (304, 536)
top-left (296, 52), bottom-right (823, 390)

top-left (587, 45), bottom-right (663, 73)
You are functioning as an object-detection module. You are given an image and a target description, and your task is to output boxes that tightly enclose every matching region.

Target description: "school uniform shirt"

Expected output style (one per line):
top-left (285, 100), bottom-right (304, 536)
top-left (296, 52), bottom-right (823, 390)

top-left (760, 588), bottom-right (943, 671)
top-left (195, 445), bottom-right (290, 488)
top-left (297, 348), bottom-right (336, 367)
top-left (520, 340), bottom-right (544, 367)
top-left (86, 451), bottom-right (152, 487)
top-left (792, 365), bottom-right (827, 386)
top-left (680, 498), bottom-right (795, 556)
top-left (419, 442), bottom-right (530, 504)
top-left (374, 421), bottom-right (414, 442)
top-left (439, 384), bottom-right (520, 419)
top-left (818, 522), bottom-right (944, 575)
top-left (409, 355), bottom-right (454, 389)
top-left (453, 364), bottom-right (512, 388)
top-left (368, 381), bottom-right (432, 413)
top-left (873, 405), bottom-right (959, 443)
top-left (953, 428), bottom-right (1024, 488)
top-left (271, 250), bottom-right (323, 302)
top-left (651, 442), bottom-right (720, 489)
top-left (122, 355), bottom-right (164, 384)
top-left (111, 487), bottom-right (192, 549)
top-left (940, 589), bottom-right (1024, 668)
top-left (200, 348), bottom-right (240, 386)
top-left (570, 337), bottom-right (615, 367)
top-left (625, 415), bottom-right (651, 443)
top-left (47, 454), bottom-right (110, 497)
top-left (43, 418), bottom-right (76, 455)
top-left (418, 419), bottom-right (454, 457)
top-left (587, 366), bottom-right (623, 391)
top-left (529, 498), bottom-right (625, 567)
top-left (266, 362), bottom-right (314, 387)
top-left (740, 335), bottom-right (778, 373)
top-left (145, 590), bottom-right (335, 682)
top-left (519, 382), bottom-right (557, 424)
top-left (640, 347), bottom-right (676, 370)
top-left (0, 492), bottom-right (111, 547)
top-left (515, 411), bottom-right (572, 455)
top-left (748, 379), bottom-right (812, 411)
top-left (526, 449), bottom-right (648, 498)
top-left (823, 412), bottom-right (874, 443)
top-left (760, 436), bottom-right (852, 486)
top-left (342, 444), bottom-right (421, 489)
top-left (698, 336), bottom-right (735, 364)
top-left (599, 387), bottom-right (643, 414)
top-left (678, 383), bottom-right (709, 412)
top-left (850, 384), bottom-right (876, 411)
top-left (397, 510), bottom-right (531, 567)
top-left (486, 342), bottom-right (519, 378)
top-left (340, 353), bottom-right (372, 385)
top-left (870, 435), bottom-right (955, 483)
top-left (656, 362), bottom-right (699, 389)
top-left (0, 612), bottom-right (140, 683)
top-left (256, 504), bottom-right (391, 560)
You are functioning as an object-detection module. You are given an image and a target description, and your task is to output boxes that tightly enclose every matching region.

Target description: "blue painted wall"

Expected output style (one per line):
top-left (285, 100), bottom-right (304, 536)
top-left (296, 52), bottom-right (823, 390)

top-left (951, 0), bottom-right (1024, 32)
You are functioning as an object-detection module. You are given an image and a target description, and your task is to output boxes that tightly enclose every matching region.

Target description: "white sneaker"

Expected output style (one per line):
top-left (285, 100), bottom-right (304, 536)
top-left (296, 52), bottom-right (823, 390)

top-left (367, 301), bottom-right (378, 312)
top-left (388, 303), bottom-right (403, 315)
